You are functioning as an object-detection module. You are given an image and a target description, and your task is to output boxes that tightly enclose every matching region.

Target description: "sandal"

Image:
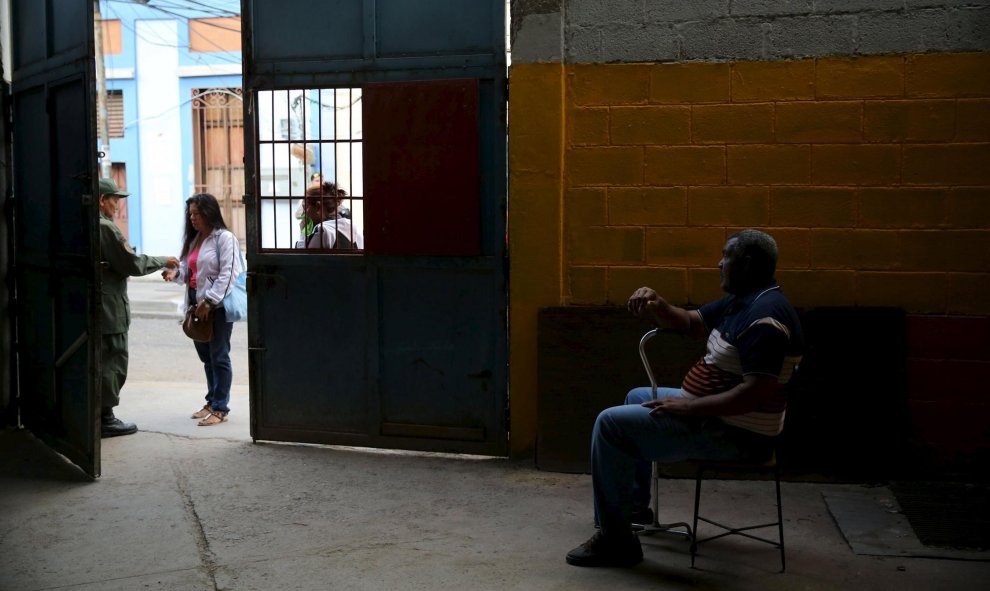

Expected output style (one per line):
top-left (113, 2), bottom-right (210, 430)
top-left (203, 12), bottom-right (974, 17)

top-left (197, 411), bottom-right (228, 426)
top-left (191, 405), bottom-right (212, 419)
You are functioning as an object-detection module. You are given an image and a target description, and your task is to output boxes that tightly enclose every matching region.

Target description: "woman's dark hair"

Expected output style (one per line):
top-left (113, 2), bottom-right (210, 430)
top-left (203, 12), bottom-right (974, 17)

top-left (180, 193), bottom-right (227, 259)
top-left (304, 181), bottom-right (347, 221)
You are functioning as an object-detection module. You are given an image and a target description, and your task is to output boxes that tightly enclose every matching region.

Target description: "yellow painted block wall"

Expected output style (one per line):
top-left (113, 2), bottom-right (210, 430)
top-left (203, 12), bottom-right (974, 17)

top-left (508, 52), bottom-right (990, 455)
top-left (560, 53), bottom-right (990, 314)
top-left (508, 63), bottom-right (564, 454)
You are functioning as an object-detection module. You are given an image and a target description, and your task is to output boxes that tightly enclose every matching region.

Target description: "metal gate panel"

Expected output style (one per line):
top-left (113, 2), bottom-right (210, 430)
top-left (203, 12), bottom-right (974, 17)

top-left (11, 87), bottom-right (52, 248)
top-left (250, 259), bottom-right (368, 436)
top-left (363, 79), bottom-right (480, 256)
top-left (12, 0), bottom-right (47, 69)
top-left (11, 0), bottom-right (100, 477)
top-left (378, 267), bottom-right (500, 444)
top-left (244, 0), bottom-right (507, 456)
top-left (246, 0), bottom-right (502, 77)
top-left (375, 0), bottom-right (493, 57)
top-left (252, 0), bottom-right (364, 61)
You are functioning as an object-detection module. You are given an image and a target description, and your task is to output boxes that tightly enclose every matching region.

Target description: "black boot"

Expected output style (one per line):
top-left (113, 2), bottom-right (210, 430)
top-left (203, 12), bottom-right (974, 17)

top-left (101, 408), bottom-right (138, 438)
top-left (566, 530), bottom-right (643, 567)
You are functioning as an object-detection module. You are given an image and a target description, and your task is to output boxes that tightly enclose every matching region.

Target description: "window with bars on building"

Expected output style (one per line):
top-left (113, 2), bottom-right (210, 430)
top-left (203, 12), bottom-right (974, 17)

top-left (192, 88), bottom-right (247, 245)
top-left (256, 88), bottom-right (364, 252)
top-left (107, 90), bottom-right (124, 138)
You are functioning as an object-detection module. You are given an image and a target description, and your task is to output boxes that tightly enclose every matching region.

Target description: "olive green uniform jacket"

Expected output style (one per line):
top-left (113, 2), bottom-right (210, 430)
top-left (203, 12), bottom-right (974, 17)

top-left (99, 213), bottom-right (169, 407)
top-left (99, 214), bottom-right (169, 334)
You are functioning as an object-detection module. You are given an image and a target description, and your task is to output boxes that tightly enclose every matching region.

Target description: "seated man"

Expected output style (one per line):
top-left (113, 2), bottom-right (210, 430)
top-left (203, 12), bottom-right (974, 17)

top-left (566, 229), bottom-right (803, 567)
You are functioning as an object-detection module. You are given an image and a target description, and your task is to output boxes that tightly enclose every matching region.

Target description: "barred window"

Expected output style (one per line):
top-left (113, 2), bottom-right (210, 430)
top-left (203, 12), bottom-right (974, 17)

top-left (107, 90), bottom-right (124, 138)
top-left (192, 88), bottom-right (245, 244)
top-left (256, 88), bottom-right (364, 252)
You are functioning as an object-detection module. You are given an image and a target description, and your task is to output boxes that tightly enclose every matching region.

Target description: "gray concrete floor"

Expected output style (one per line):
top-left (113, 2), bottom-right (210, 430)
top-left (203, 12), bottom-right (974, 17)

top-left (4, 421), bottom-right (989, 591)
top-left (2, 276), bottom-right (988, 590)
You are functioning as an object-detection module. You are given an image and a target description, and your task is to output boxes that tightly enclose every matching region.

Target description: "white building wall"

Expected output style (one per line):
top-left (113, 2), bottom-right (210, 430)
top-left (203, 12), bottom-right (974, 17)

top-left (1, 0), bottom-right (10, 83)
top-left (136, 19), bottom-right (183, 256)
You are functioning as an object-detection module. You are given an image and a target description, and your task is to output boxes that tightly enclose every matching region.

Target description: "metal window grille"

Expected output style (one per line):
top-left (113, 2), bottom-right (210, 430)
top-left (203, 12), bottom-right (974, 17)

top-left (107, 90), bottom-right (124, 138)
top-left (110, 162), bottom-right (129, 240)
top-left (256, 88), bottom-right (364, 252)
top-left (192, 88), bottom-right (246, 245)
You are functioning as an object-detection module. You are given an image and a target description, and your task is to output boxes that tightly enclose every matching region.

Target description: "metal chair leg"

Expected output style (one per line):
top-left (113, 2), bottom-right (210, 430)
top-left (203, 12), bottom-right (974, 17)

top-left (636, 461), bottom-right (694, 541)
top-left (775, 463), bottom-right (785, 573)
top-left (690, 465), bottom-right (702, 567)
top-left (691, 460), bottom-right (786, 572)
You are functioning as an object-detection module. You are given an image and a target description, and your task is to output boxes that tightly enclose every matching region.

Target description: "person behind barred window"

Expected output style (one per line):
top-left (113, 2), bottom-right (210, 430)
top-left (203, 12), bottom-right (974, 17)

top-left (296, 171), bottom-right (322, 235)
top-left (97, 178), bottom-right (179, 437)
top-left (162, 193), bottom-right (243, 426)
top-left (294, 180), bottom-right (364, 250)
top-left (566, 229), bottom-right (803, 568)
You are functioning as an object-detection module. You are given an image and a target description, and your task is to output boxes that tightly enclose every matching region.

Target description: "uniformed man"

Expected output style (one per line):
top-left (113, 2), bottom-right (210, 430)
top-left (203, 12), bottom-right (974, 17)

top-left (98, 178), bottom-right (179, 437)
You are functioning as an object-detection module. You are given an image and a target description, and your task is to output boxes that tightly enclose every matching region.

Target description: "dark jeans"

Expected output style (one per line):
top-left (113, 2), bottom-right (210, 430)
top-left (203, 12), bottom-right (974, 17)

top-left (593, 387), bottom-right (775, 534)
top-left (189, 288), bottom-right (234, 413)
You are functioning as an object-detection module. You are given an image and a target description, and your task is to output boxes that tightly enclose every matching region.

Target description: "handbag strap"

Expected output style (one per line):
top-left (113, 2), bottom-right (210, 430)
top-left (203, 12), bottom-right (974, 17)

top-left (213, 230), bottom-right (237, 299)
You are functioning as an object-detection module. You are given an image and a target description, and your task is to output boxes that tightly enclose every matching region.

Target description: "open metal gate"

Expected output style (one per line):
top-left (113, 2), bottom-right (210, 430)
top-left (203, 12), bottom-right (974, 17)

top-left (243, 0), bottom-right (508, 455)
top-left (9, 0), bottom-right (101, 477)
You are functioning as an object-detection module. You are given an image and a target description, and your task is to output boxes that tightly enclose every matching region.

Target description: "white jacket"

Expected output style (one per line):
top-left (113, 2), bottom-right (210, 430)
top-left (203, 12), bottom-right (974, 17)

top-left (295, 217), bottom-right (365, 249)
top-left (176, 228), bottom-right (244, 306)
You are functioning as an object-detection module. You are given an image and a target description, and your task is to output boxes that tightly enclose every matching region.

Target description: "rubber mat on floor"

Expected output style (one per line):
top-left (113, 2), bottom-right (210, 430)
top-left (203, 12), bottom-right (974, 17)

top-left (823, 486), bottom-right (990, 561)
top-left (890, 481), bottom-right (990, 551)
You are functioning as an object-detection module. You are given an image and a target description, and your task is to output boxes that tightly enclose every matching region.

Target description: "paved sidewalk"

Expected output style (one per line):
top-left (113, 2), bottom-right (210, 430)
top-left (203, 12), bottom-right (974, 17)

top-left (129, 272), bottom-right (187, 320)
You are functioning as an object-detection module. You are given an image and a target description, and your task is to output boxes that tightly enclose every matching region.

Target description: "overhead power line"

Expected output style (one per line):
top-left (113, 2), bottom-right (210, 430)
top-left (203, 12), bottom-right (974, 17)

top-left (107, 0), bottom-right (238, 18)
top-left (104, 1), bottom-right (242, 64)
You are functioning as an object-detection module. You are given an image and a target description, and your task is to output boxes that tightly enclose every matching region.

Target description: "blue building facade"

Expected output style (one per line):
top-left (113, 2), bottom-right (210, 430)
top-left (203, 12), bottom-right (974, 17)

top-left (100, 0), bottom-right (241, 254)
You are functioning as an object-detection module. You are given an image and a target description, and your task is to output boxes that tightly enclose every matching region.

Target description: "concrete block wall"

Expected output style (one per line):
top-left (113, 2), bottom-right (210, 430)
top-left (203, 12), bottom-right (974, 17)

top-left (562, 54), bottom-right (990, 311)
top-left (508, 0), bottom-right (990, 465)
top-left (559, 0), bottom-right (990, 63)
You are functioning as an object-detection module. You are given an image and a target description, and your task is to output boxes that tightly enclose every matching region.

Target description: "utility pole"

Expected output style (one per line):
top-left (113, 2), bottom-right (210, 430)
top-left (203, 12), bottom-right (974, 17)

top-left (94, 0), bottom-right (111, 179)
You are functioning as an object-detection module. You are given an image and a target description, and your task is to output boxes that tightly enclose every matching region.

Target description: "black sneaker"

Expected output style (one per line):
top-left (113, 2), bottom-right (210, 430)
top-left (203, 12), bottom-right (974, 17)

top-left (566, 531), bottom-right (643, 567)
top-left (630, 506), bottom-right (654, 526)
top-left (101, 410), bottom-right (138, 438)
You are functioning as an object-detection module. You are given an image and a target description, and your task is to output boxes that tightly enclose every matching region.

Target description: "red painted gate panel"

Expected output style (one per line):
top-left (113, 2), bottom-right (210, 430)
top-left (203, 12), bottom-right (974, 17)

top-left (363, 79), bottom-right (480, 256)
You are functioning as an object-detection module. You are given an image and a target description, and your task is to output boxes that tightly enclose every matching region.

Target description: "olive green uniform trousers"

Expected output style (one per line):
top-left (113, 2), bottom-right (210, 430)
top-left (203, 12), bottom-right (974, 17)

top-left (99, 214), bottom-right (169, 409)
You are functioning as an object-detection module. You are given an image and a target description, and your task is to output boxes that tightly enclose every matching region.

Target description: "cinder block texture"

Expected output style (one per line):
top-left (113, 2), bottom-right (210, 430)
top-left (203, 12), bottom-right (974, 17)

top-left (608, 187), bottom-right (687, 226)
top-left (906, 52), bottom-right (990, 97)
top-left (816, 56), bottom-right (904, 99)
top-left (547, 53), bottom-right (990, 314)
top-left (777, 101), bottom-right (863, 143)
top-left (548, 0), bottom-right (990, 65)
top-left (857, 11), bottom-right (951, 55)
top-left (512, 2), bottom-right (990, 466)
top-left (731, 59), bottom-right (816, 101)
top-left (768, 15), bottom-right (857, 60)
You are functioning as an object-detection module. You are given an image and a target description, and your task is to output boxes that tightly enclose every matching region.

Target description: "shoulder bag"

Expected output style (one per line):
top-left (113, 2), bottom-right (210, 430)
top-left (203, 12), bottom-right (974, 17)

top-left (216, 231), bottom-right (248, 322)
top-left (182, 307), bottom-right (214, 342)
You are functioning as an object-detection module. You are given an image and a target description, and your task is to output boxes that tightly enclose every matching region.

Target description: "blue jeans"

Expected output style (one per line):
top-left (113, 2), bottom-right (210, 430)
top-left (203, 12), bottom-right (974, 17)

top-left (190, 288), bottom-right (234, 414)
top-left (592, 387), bottom-right (771, 535)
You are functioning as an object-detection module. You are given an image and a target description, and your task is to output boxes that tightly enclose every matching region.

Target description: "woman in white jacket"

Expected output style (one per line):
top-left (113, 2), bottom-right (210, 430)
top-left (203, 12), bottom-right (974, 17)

top-left (295, 180), bottom-right (365, 250)
top-left (164, 193), bottom-right (243, 426)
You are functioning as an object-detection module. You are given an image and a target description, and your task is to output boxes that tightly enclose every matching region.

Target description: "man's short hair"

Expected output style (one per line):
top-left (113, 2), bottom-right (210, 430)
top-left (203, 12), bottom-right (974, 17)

top-left (728, 229), bottom-right (778, 284)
